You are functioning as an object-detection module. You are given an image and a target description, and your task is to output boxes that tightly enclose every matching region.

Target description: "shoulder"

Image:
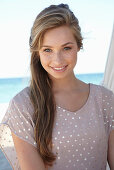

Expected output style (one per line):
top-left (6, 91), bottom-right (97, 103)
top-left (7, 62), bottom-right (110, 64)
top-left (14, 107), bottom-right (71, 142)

top-left (1, 87), bottom-right (37, 149)
top-left (90, 83), bottom-right (114, 108)
top-left (12, 86), bottom-right (31, 104)
top-left (6, 86), bottom-right (34, 120)
top-left (90, 83), bottom-right (114, 116)
top-left (90, 84), bottom-right (114, 136)
top-left (10, 86), bottom-right (33, 110)
top-left (90, 83), bottom-right (114, 97)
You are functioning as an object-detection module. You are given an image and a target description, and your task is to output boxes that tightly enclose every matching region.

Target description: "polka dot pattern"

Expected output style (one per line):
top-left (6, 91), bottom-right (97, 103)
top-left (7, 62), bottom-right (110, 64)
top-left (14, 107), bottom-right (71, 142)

top-left (50, 84), bottom-right (114, 170)
top-left (0, 84), bottom-right (113, 170)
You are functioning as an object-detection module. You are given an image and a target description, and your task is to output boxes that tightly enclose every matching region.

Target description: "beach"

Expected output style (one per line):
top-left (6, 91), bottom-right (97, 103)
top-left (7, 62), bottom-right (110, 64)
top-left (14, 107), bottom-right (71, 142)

top-left (0, 103), bottom-right (8, 123)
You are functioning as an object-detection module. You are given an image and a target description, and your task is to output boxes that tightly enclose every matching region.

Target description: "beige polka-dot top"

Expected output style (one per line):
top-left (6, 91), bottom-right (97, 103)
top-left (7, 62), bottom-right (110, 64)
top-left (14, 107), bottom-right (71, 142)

top-left (0, 84), bottom-right (114, 170)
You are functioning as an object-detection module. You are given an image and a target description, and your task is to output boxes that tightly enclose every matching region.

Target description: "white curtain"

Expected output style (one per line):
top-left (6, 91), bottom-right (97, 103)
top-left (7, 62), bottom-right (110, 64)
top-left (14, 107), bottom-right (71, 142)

top-left (103, 24), bottom-right (114, 93)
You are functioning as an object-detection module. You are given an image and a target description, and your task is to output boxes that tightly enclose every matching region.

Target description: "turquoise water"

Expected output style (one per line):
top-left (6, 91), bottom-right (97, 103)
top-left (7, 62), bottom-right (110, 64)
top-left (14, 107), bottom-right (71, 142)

top-left (0, 77), bottom-right (30, 103)
top-left (0, 149), bottom-right (12, 170)
top-left (0, 73), bottom-right (104, 103)
top-left (0, 73), bottom-right (104, 170)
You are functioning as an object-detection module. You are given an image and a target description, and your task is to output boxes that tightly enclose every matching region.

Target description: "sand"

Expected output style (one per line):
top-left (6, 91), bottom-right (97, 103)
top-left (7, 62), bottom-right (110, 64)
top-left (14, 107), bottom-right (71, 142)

top-left (0, 103), bottom-right (9, 123)
top-left (0, 102), bottom-right (12, 169)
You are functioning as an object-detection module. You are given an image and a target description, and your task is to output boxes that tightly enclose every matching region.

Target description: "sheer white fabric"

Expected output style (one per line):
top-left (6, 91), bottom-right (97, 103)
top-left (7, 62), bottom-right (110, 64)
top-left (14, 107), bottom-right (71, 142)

top-left (103, 24), bottom-right (114, 92)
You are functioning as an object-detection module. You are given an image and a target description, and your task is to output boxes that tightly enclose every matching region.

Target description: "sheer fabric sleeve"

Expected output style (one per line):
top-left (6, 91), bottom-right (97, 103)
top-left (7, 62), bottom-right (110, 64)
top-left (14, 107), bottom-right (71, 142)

top-left (102, 86), bottom-right (114, 137)
top-left (0, 88), bottom-right (37, 170)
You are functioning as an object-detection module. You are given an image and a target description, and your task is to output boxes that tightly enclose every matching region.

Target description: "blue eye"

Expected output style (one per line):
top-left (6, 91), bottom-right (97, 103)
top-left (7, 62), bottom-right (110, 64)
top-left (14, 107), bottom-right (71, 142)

top-left (44, 48), bottom-right (52, 52)
top-left (64, 47), bottom-right (71, 50)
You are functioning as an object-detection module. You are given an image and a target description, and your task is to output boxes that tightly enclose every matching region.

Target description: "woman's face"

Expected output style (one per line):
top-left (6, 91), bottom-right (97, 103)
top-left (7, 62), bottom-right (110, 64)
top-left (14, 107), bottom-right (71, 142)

top-left (39, 25), bottom-right (79, 80)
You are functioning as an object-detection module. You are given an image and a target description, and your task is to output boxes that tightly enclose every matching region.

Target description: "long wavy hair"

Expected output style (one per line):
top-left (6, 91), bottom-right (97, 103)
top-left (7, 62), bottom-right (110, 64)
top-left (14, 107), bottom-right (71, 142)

top-left (29, 3), bottom-right (83, 167)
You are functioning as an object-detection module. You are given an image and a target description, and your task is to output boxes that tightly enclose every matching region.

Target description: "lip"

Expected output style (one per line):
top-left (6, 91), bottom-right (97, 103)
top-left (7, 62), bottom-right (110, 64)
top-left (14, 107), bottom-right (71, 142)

top-left (51, 65), bottom-right (68, 72)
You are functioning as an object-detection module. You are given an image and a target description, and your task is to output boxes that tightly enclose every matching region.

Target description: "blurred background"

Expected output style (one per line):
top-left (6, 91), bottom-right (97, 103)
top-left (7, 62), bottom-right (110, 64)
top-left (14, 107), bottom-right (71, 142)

top-left (0, 0), bottom-right (114, 78)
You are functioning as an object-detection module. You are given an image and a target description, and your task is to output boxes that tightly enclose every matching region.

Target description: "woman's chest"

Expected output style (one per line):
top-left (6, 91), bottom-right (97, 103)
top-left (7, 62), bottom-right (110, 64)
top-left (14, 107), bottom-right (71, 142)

top-left (50, 108), bottom-right (107, 170)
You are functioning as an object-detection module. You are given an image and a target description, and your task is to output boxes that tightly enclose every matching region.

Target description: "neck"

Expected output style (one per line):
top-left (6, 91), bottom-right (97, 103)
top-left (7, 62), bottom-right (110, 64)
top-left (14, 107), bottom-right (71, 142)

top-left (51, 73), bottom-right (79, 93)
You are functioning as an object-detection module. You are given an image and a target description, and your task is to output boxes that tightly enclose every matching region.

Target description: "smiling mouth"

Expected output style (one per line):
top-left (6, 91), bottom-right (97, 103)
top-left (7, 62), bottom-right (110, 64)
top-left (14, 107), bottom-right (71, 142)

top-left (51, 65), bottom-right (68, 72)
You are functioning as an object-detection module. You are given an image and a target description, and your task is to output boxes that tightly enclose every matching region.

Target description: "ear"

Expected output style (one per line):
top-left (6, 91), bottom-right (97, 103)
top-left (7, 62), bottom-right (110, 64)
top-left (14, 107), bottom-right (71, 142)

top-left (76, 41), bottom-right (80, 52)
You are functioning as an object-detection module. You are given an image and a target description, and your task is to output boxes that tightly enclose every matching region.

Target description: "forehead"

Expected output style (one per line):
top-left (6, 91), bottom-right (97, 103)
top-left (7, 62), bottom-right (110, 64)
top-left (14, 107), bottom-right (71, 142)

top-left (42, 25), bottom-right (76, 45)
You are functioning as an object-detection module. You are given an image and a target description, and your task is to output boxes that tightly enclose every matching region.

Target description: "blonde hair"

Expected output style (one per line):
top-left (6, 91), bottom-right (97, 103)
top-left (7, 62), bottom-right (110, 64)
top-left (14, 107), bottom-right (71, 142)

top-left (29, 3), bottom-right (83, 167)
top-left (29, 4), bottom-right (83, 51)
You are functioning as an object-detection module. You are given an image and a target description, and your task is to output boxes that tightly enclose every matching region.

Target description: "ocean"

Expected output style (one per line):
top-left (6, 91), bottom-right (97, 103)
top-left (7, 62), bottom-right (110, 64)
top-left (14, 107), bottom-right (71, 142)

top-left (0, 73), bottom-right (105, 170)
top-left (0, 73), bottom-right (104, 103)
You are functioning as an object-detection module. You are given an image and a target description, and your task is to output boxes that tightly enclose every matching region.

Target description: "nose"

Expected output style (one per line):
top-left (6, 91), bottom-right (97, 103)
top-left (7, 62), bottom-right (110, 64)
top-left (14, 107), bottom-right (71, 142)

top-left (53, 51), bottom-right (63, 64)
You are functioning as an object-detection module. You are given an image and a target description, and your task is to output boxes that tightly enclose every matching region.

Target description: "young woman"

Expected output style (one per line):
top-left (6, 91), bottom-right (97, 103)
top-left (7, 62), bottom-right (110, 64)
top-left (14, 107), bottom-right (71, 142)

top-left (0, 4), bottom-right (114, 170)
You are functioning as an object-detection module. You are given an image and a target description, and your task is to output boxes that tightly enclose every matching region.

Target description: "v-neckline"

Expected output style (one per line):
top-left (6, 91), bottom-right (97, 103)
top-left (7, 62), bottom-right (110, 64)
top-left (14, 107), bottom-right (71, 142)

top-left (56, 83), bottom-right (92, 114)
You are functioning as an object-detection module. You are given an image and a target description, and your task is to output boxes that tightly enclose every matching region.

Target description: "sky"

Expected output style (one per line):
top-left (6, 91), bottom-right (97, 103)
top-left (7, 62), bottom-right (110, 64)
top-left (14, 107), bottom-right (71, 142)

top-left (0, 0), bottom-right (114, 78)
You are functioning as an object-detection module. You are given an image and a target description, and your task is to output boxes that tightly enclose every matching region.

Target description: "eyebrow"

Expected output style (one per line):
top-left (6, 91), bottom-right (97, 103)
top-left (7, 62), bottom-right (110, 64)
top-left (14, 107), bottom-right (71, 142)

top-left (41, 42), bottom-right (74, 48)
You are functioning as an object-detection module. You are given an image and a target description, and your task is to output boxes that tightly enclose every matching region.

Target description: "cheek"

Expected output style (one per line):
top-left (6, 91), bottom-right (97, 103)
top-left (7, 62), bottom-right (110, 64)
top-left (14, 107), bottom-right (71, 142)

top-left (39, 55), bottom-right (51, 67)
top-left (65, 50), bottom-right (77, 61)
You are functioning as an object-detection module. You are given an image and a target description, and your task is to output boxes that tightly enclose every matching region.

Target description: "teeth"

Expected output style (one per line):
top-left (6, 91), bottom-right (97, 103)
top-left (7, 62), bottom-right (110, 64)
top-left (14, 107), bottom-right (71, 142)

top-left (54, 66), bottom-right (65, 70)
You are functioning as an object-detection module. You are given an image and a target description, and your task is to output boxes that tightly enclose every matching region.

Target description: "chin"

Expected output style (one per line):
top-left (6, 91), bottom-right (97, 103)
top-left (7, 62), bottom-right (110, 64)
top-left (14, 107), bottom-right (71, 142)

top-left (48, 72), bottom-right (72, 80)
